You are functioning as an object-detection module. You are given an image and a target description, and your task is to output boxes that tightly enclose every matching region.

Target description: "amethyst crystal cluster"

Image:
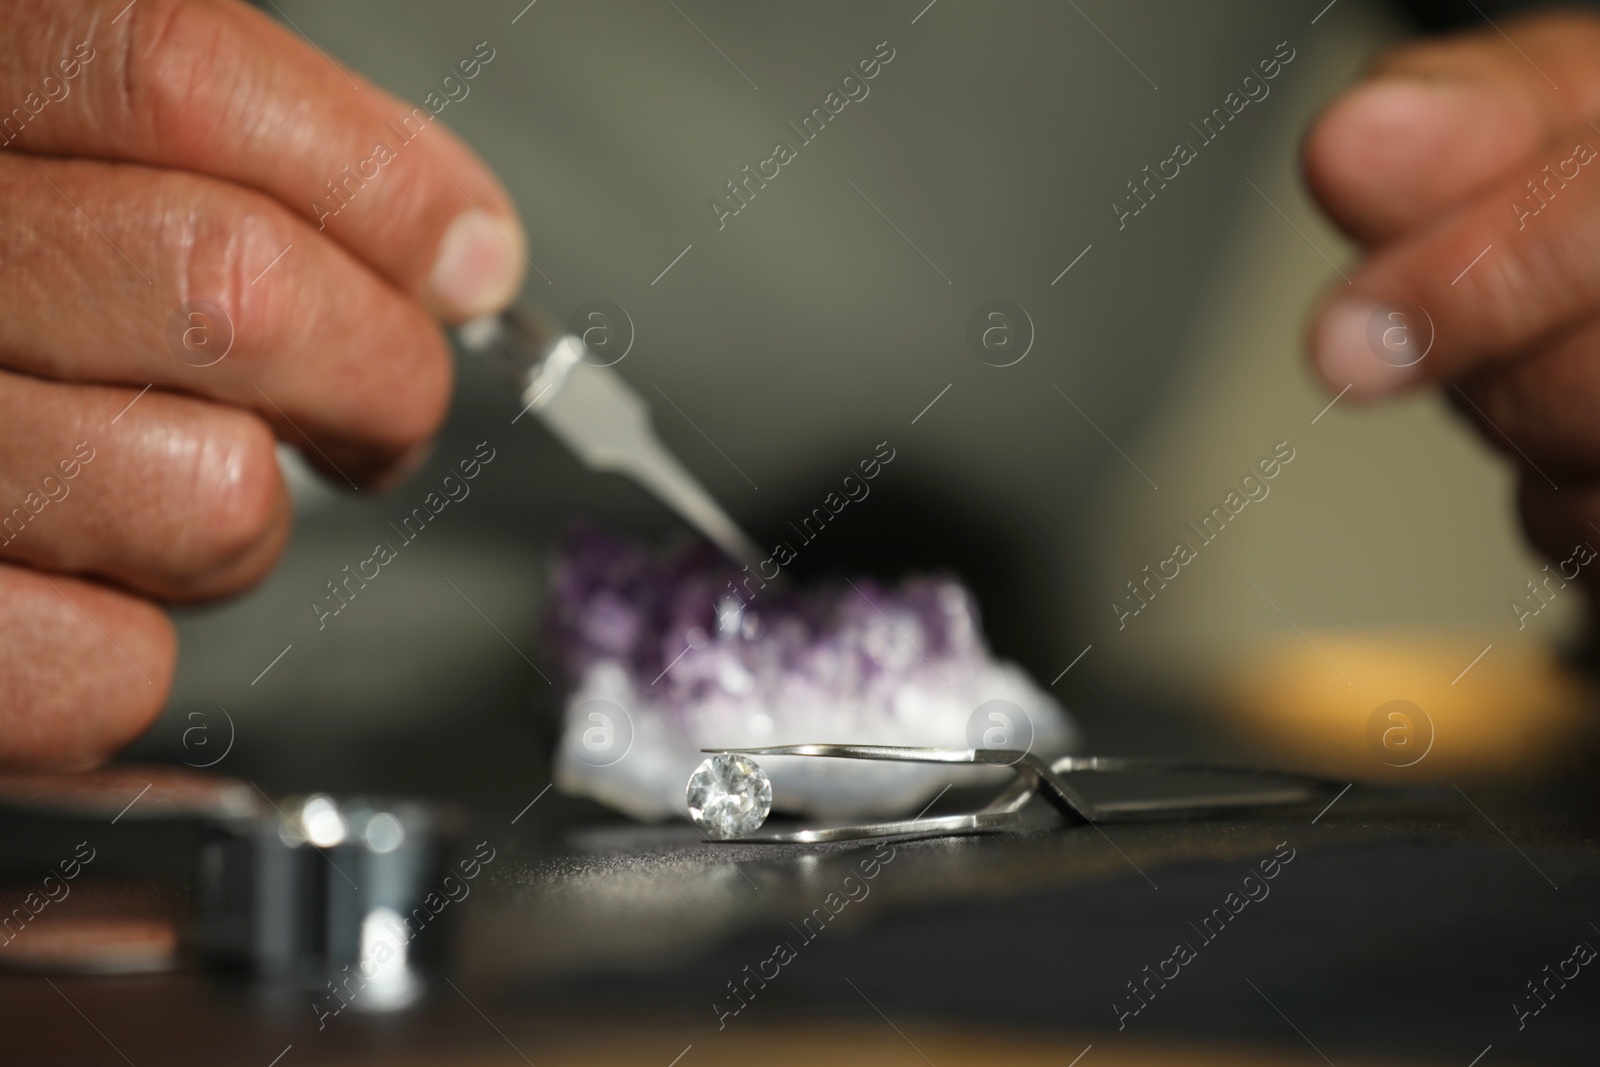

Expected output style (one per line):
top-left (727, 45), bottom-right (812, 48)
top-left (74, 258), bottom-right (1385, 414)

top-left (546, 526), bottom-right (1078, 820)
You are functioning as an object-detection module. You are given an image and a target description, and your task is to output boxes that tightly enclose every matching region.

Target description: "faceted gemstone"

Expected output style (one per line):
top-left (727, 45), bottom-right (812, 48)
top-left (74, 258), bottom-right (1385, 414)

top-left (686, 753), bottom-right (772, 840)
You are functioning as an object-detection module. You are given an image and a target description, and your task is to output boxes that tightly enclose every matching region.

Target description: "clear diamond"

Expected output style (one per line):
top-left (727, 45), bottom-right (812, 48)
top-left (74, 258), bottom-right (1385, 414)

top-left (686, 754), bottom-right (772, 840)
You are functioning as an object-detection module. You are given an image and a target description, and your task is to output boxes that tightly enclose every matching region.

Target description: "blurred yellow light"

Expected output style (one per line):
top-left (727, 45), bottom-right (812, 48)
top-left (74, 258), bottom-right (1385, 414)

top-left (1220, 632), bottom-right (1598, 782)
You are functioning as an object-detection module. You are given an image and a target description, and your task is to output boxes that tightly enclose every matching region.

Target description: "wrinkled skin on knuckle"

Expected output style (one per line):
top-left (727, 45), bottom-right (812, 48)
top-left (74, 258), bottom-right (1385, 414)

top-left (111, 0), bottom-right (247, 163)
top-left (158, 180), bottom-right (451, 483)
top-left (163, 188), bottom-right (294, 378)
top-left (174, 406), bottom-right (290, 594)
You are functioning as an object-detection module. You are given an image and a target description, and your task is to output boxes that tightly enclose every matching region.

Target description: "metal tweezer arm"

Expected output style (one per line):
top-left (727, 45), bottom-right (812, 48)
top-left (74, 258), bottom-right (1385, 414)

top-left (457, 307), bottom-right (765, 569)
top-left (704, 745), bottom-right (1353, 844)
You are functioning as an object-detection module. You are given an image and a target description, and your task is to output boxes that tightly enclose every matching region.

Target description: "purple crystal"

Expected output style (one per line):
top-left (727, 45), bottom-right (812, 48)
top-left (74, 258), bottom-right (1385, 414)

top-left (546, 524), bottom-right (1077, 819)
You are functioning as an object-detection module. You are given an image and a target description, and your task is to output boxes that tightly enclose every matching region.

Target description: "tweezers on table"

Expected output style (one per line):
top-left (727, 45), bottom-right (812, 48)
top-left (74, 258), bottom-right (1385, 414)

top-left (705, 745), bottom-right (1352, 844)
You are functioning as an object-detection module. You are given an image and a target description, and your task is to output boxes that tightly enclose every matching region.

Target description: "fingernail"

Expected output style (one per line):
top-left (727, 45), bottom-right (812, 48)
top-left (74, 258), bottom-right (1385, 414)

top-left (1332, 78), bottom-right (1536, 177)
top-left (428, 210), bottom-right (525, 320)
top-left (1312, 296), bottom-right (1425, 398)
top-left (1346, 79), bottom-right (1489, 136)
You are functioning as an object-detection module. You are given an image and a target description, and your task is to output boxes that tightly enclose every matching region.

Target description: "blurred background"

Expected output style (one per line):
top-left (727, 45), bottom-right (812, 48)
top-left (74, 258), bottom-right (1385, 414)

top-left (127, 0), bottom-right (1594, 795)
top-left (8, 3), bottom-right (1599, 1065)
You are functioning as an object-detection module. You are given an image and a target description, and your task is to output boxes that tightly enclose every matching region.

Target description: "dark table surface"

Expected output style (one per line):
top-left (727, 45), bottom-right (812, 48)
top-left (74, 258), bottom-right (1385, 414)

top-left (2, 754), bottom-right (1597, 1067)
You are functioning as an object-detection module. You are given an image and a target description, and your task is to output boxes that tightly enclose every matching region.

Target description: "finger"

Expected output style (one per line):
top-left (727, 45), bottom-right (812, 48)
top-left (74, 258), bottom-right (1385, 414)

top-left (1450, 313), bottom-right (1600, 477)
top-left (1307, 119), bottom-right (1600, 398)
top-left (0, 564), bottom-right (174, 770)
top-left (0, 154), bottom-right (452, 483)
top-left (0, 0), bottom-right (526, 320)
top-left (1304, 12), bottom-right (1600, 244)
top-left (0, 373), bottom-right (290, 602)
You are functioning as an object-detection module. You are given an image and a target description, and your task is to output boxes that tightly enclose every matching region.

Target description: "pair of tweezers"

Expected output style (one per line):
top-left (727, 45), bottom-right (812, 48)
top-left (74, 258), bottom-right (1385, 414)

top-left (703, 745), bottom-right (1353, 844)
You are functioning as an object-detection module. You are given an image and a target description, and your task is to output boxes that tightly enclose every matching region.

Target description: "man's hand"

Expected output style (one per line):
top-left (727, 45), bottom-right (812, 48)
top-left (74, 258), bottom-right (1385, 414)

top-left (0, 0), bottom-right (525, 768)
top-left (1305, 11), bottom-right (1600, 608)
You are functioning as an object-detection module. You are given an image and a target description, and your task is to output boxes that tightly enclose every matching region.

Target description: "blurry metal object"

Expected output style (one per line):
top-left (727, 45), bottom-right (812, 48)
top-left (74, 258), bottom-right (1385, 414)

top-left (0, 913), bottom-right (180, 975)
top-left (0, 766), bottom-right (241, 975)
top-left (0, 764), bottom-right (262, 821)
top-left (695, 745), bottom-right (1355, 843)
top-left (0, 772), bottom-right (466, 990)
top-left (457, 306), bottom-right (765, 569)
top-left (196, 793), bottom-right (460, 1007)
